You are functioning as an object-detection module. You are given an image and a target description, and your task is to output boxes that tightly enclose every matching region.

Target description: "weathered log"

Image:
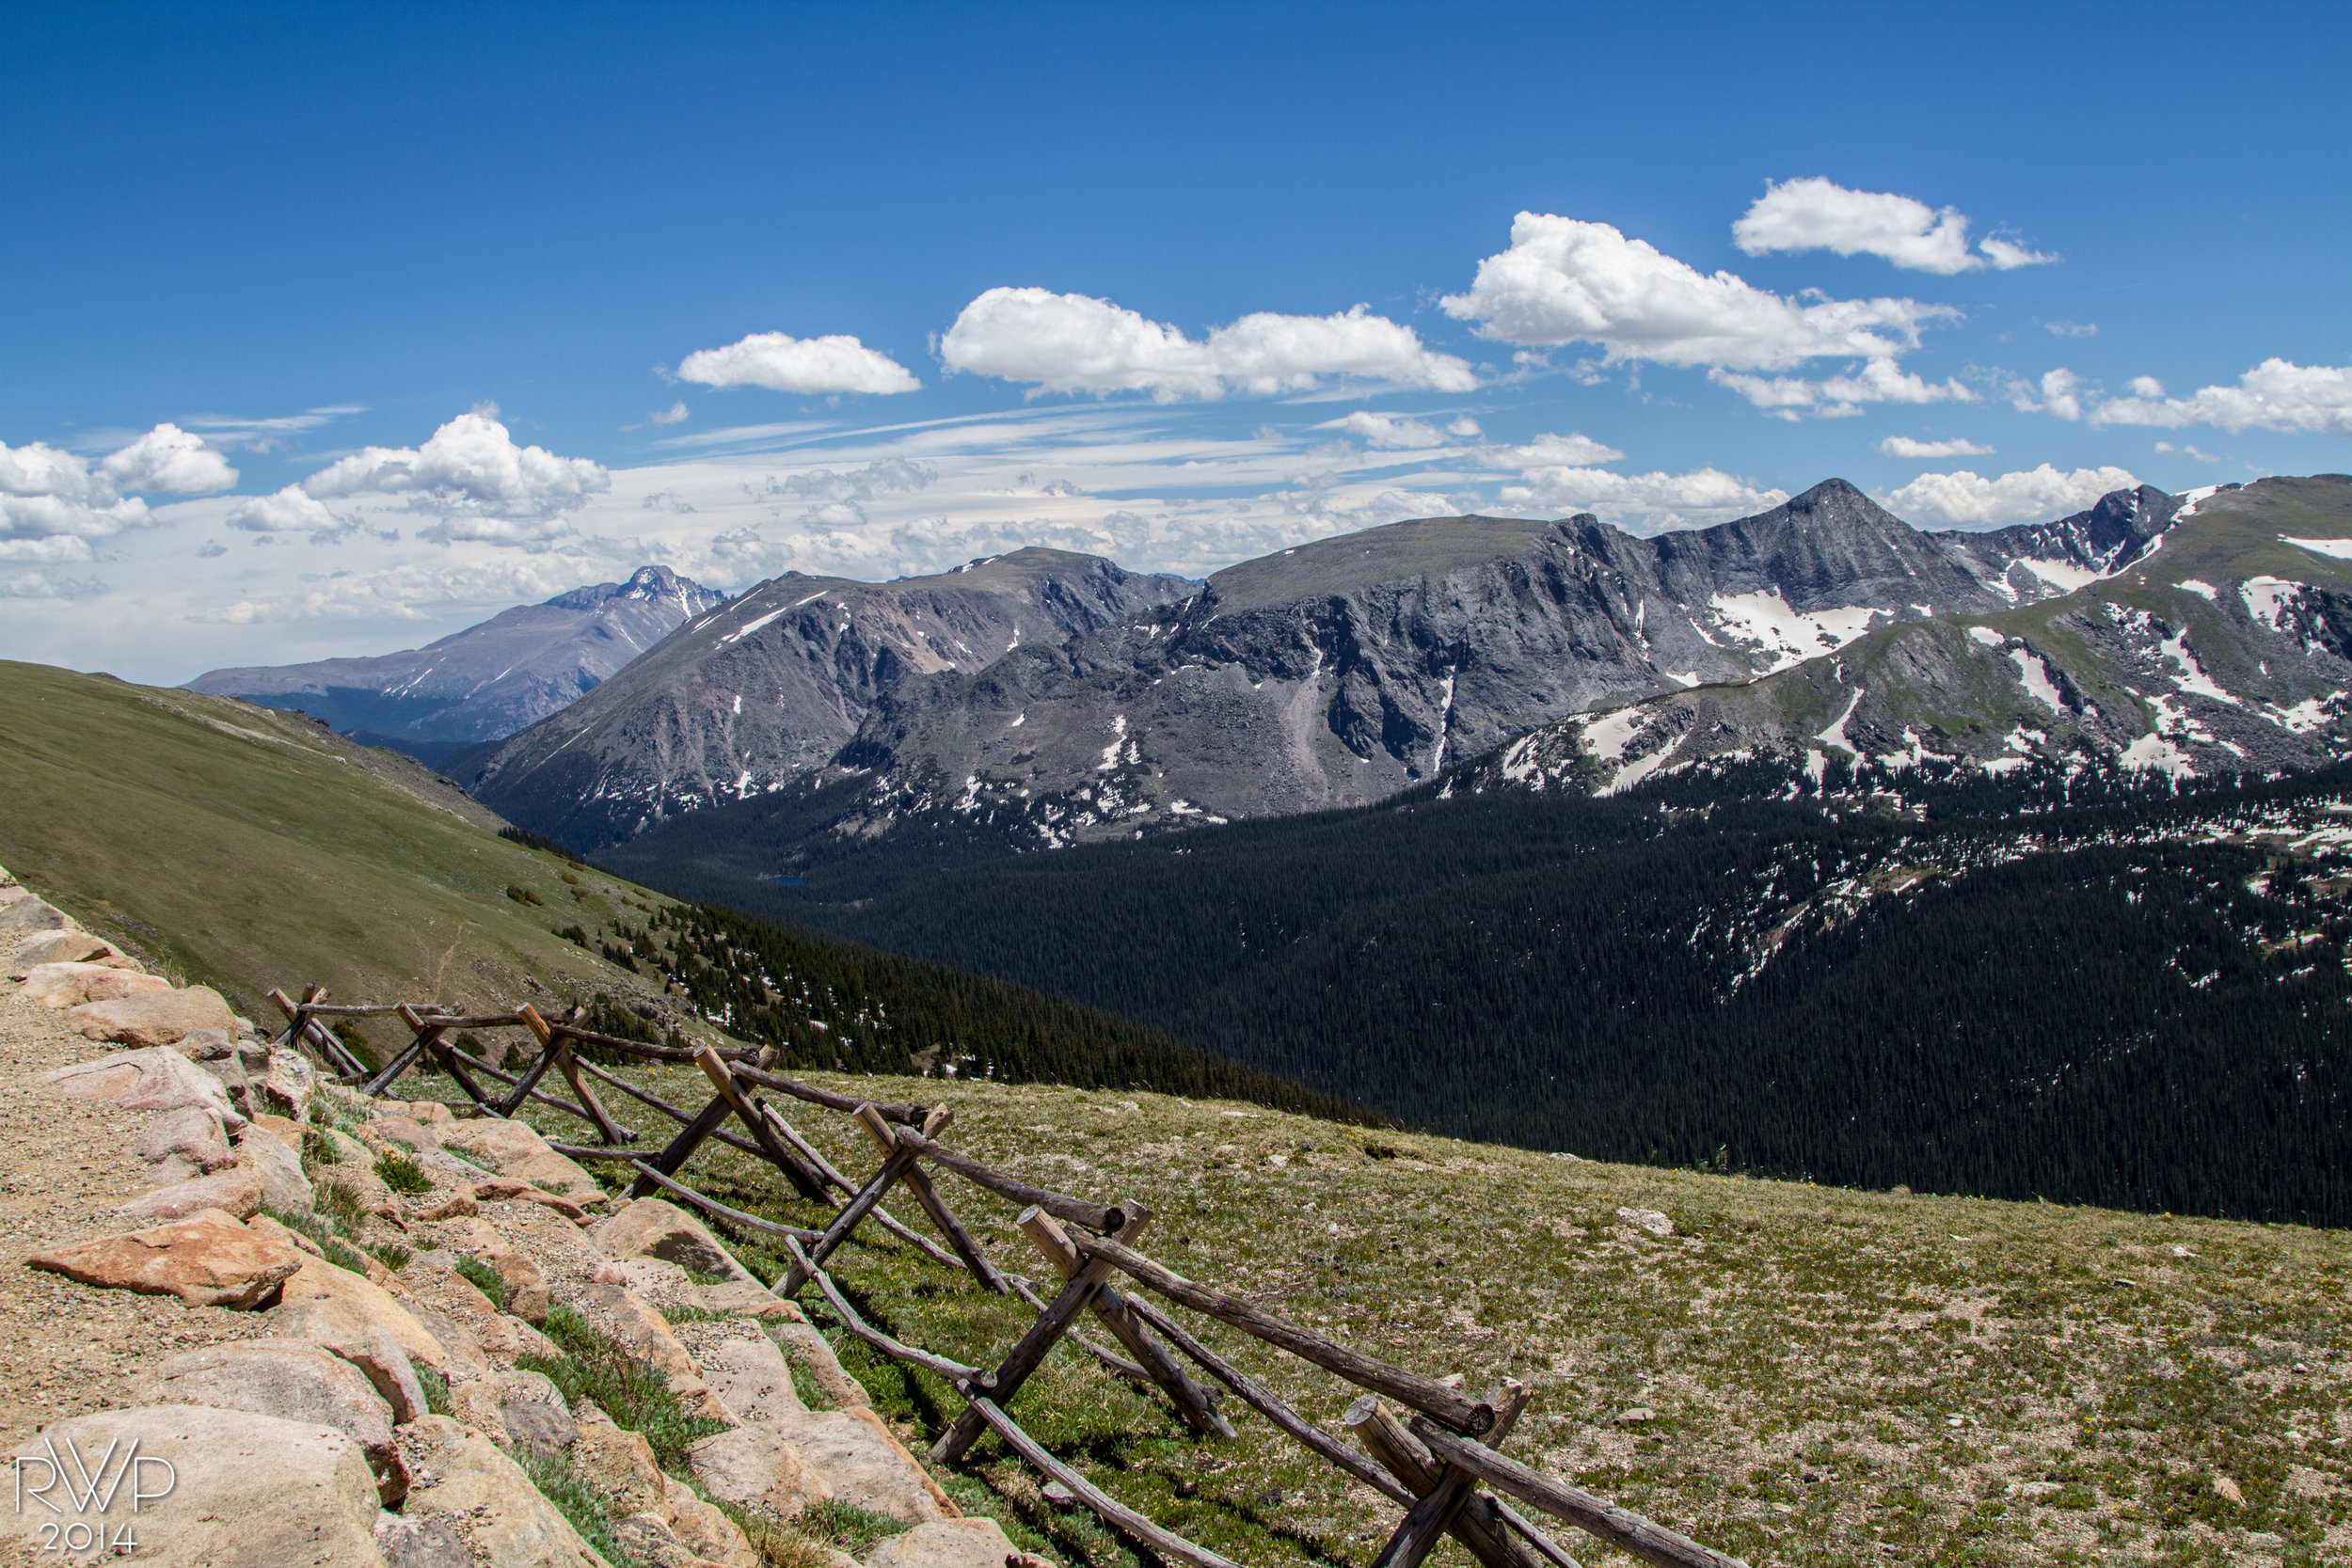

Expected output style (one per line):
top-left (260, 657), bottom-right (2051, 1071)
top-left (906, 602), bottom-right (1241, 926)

top-left (959, 1395), bottom-right (1242, 1568)
top-left (549, 1023), bottom-right (755, 1063)
top-left (862, 1112), bottom-right (1005, 1293)
top-left (444, 1043), bottom-right (597, 1122)
top-left (409, 1012), bottom-right (529, 1029)
top-left (1345, 1395), bottom-right (1549, 1568)
top-left (753, 1101), bottom-right (961, 1266)
top-left (1067, 1232), bottom-right (1496, 1436)
top-left (1018, 1208), bottom-right (1226, 1435)
top-left (785, 1239), bottom-right (995, 1386)
top-left (624, 1161), bottom-right (825, 1243)
top-left (553, 1042), bottom-right (633, 1144)
top-left (1408, 1418), bottom-right (1751, 1568)
top-left (731, 1064), bottom-right (924, 1123)
top-left (772, 1106), bottom-right (938, 1296)
top-left (889, 1125), bottom-right (1122, 1234)
top-left (1372, 1382), bottom-right (1530, 1568)
top-left (270, 989), bottom-right (365, 1079)
top-left (361, 1007), bottom-right (445, 1099)
top-left (696, 1048), bottom-right (831, 1201)
top-left (931, 1205), bottom-right (1152, 1465)
top-left (494, 1034), bottom-right (565, 1117)
top-left (433, 1039), bottom-right (496, 1109)
top-left (1128, 1296), bottom-right (1406, 1502)
top-left (626, 1093), bottom-right (734, 1200)
top-left (1004, 1275), bottom-right (1152, 1382)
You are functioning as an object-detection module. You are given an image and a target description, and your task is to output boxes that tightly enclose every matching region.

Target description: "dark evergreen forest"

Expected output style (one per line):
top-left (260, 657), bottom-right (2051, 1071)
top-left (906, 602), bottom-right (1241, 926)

top-left (605, 762), bottom-right (2352, 1226)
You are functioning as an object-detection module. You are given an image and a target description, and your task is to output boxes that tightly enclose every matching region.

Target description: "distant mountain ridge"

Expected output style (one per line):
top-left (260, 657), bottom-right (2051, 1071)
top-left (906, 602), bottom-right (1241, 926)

top-left (460, 547), bottom-right (1198, 849)
top-left (185, 564), bottom-right (724, 743)
top-left (794, 479), bottom-right (2187, 851)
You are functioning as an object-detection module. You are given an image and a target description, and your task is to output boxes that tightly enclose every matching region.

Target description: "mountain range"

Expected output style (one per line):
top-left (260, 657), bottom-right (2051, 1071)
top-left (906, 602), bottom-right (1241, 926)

top-left (185, 564), bottom-right (725, 752)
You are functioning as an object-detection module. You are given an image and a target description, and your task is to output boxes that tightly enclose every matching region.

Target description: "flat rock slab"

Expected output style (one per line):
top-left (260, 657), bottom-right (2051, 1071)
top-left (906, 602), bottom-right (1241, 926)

top-left (41, 1046), bottom-right (243, 1127)
top-left (593, 1196), bottom-right (758, 1283)
top-left (27, 1207), bottom-right (303, 1307)
top-left (123, 1339), bottom-right (405, 1503)
top-left (866, 1518), bottom-right (1021, 1568)
top-left (0, 895), bottom-right (73, 938)
top-left (238, 1124), bottom-right (314, 1212)
top-left (6, 928), bottom-right (122, 975)
top-left (134, 1105), bottom-right (233, 1172)
top-left (0, 1403), bottom-right (383, 1567)
top-left (394, 1414), bottom-right (610, 1568)
top-left (699, 1331), bottom-right (807, 1424)
top-left (67, 985), bottom-right (238, 1048)
top-left (436, 1117), bottom-right (601, 1200)
top-left (117, 1163), bottom-right (264, 1224)
top-left (20, 960), bottom-right (169, 1008)
top-left (690, 1410), bottom-right (952, 1527)
top-left (278, 1254), bottom-right (451, 1372)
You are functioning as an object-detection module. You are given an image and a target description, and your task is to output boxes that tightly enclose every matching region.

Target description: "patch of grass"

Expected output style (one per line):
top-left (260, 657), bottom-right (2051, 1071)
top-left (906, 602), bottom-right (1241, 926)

top-left (364, 1240), bottom-right (410, 1272)
top-left (321, 1237), bottom-right (373, 1275)
top-left (795, 1501), bottom-right (913, 1558)
top-left (519, 1449), bottom-right (632, 1566)
top-left (521, 1305), bottom-right (728, 1473)
top-left (417, 1366), bottom-right (450, 1418)
top-left (532, 1177), bottom-right (568, 1195)
top-left (373, 1150), bottom-right (432, 1193)
top-left (453, 1255), bottom-right (511, 1309)
top-left (301, 1128), bottom-right (340, 1164)
top-left (313, 1180), bottom-right (368, 1232)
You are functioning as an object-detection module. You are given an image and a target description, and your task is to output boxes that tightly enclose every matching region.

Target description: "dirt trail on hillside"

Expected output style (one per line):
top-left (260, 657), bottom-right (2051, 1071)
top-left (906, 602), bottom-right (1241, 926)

top-left (0, 990), bottom-right (253, 1451)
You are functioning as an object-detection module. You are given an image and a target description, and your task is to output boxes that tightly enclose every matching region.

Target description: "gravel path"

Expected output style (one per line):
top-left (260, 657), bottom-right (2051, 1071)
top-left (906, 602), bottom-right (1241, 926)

top-left (0, 985), bottom-right (253, 1451)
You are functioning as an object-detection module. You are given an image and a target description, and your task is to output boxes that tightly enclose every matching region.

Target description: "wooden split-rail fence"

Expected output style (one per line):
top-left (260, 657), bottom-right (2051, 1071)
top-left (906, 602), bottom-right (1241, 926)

top-left (269, 986), bottom-right (1750, 1568)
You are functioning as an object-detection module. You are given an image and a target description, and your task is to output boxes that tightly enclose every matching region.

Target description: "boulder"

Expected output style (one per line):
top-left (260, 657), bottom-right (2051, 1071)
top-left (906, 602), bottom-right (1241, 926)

top-left (68, 984), bottom-right (239, 1048)
top-left (277, 1254), bottom-right (449, 1373)
top-left (6, 927), bottom-right (122, 975)
top-left (375, 1513), bottom-right (474, 1568)
top-left (266, 1296), bottom-right (432, 1422)
top-left (594, 1196), bottom-right (758, 1283)
top-left (41, 1045), bottom-right (244, 1128)
top-left (122, 1340), bottom-right (406, 1503)
top-left (689, 1411), bottom-right (951, 1527)
top-left (238, 1123), bottom-right (316, 1213)
top-left (704, 1333), bottom-right (806, 1424)
top-left (0, 895), bottom-right (72, 938)
top-left (135, 1104), bottom-right (234, 1172)
top-left (497, 1368), bottom-right (577, 1461)
top-left (27, 1207), bottom-right (302, 1307)
top-left (574, 1282), bottom-right (701, 1388)
top-left (400, 1253), bottom-right (556, 1366)
top-left (473, 1176), bottom-right (592, 1224)
top-left (771, 1318), bottom-right (872, 1409)
top-left (0, 1404), bottom-right (382, 1567)
top-left (437, 1116), bottom-right (601, 1199)
top-left (613, 1513), bottom-right (703, 1568)
top-left (20, 959), bottom-right (169, 1008)
top-left (393, 1415), bottom-right (609, 1568)
top-left (454, 1216), bottom-right (550, 1322)
top-left (662, 1475), bottom-right (759, 1567)
top-left (310, 1127), bottom-right (403, 1222)
top-left (570, 1402), bottom-right (672, 1517)
top-left (866, 1518), bottom-right (1021, 1568)
top-left (699, 1278), bottom-right (804, 1321)
top-left (1615, 1207), bottom-right (1675, 1237)
top-left (118, 1163), bottom-right (265, 1223)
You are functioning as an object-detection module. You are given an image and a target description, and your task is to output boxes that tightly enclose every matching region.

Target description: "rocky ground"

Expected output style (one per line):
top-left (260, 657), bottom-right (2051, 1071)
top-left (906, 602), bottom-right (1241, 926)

top-left (0, 863), bottom-right (1032, 1568)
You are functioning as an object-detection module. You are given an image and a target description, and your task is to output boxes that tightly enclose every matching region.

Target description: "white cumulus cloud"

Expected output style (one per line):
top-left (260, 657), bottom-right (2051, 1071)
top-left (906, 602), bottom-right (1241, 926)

top-left (1731, 177), bottom-right (2057, 274)
top-left (1438, 212), bottom-right (1955, 372)
top-left (1500, 463), bottom-right (1787, 533)
top-left (98, 423), bottom-right (238, 494)
top-left (2087, 358), bottom-right (2352, 436)
top-left (226, 484), bottom-right (349, 539)
top-left (1880, 465), bottom-right (2138, 528)
top-left (300, 411), bottom-right (610, 546)
top-left (1712, 356), bottom-right (1976, 420)
top-left (649, 400), bottom-right (689, 426)
top-left (675, 332), bottom-right (920, 396)
top-left (0, 422), bottom-right (230, 562)
top-left (2008, 368), bottom-right (2087, 421)
top-left (1878, 436), bottom-right (1995, 459)
top-left (1480, 431), bottom-right (1626, 467)
top-left (939, 288), bottom-right (1476, 401)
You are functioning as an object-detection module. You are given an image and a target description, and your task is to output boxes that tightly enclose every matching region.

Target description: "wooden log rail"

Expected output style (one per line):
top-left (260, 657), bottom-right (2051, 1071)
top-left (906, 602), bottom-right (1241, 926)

top-left (287, 981), bottom-right (1742, 1568)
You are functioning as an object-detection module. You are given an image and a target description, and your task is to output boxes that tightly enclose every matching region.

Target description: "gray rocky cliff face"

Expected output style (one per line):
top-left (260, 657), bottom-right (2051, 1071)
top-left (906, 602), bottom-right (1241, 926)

top-left (465, 547), bottom-right (1195, 849)
top-left (184, 565), bottom-right (725, 742)
top-left (824, 481), bottom-right (2180, 845)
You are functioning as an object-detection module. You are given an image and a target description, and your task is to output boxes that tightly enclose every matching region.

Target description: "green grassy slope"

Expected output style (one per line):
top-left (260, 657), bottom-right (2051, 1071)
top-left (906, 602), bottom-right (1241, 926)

top-left (0, 659), bottom-right (655, 1028)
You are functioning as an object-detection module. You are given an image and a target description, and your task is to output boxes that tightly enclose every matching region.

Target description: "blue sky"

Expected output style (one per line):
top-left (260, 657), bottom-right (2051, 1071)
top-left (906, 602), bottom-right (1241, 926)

top-left (4, 1), bottom-right (2348, 681)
